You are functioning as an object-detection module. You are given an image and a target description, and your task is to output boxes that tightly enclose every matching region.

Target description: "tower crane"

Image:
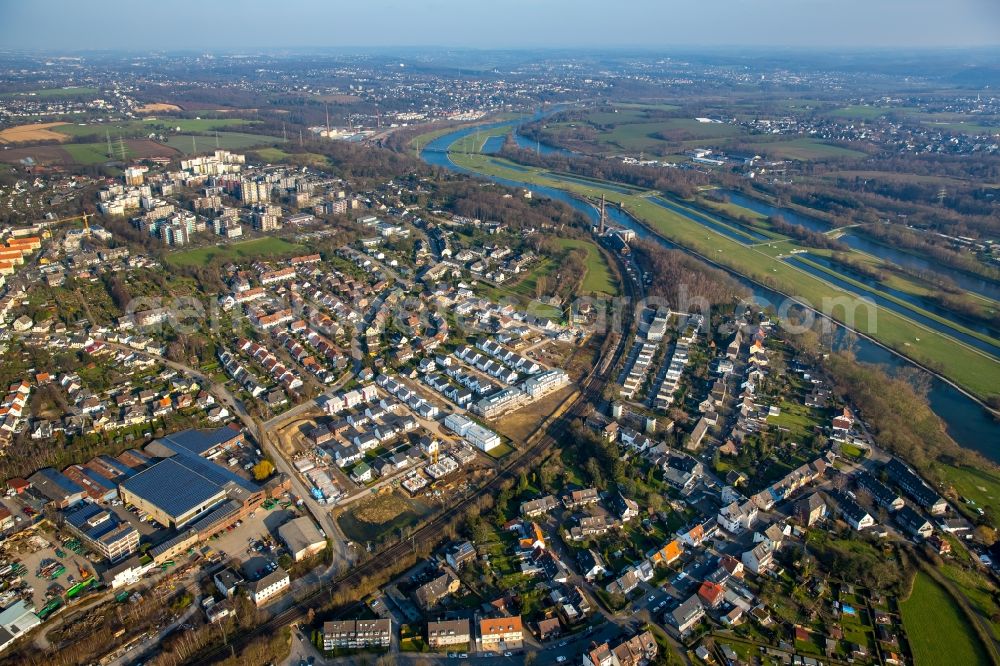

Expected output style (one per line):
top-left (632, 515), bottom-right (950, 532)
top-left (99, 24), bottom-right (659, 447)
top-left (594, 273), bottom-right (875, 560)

top-left (38, 212), bottom-right (91, 239)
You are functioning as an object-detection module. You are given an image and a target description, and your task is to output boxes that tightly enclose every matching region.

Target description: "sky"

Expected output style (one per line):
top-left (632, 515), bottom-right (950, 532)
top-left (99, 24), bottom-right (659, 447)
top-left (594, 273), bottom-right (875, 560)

top-left (0, 0), bottom-right (998, 51)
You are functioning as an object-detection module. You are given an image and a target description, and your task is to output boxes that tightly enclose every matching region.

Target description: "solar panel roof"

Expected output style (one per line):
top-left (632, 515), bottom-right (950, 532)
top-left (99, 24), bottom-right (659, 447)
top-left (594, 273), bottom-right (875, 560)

top-left (159, 427), bottom-right (240, 456)
top-left (120, 458), bottom-right (225, 520)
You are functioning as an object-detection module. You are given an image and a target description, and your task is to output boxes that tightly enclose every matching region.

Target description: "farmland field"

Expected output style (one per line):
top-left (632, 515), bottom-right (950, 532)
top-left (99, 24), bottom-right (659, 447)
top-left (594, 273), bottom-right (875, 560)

top-left (901, 571), bottom-right (989, 666)
top-left (165, 237), bottom-right (305, 267)
top-left (0, 138), bottom-right (177, 165)
top-left (54, 117), bottom-right (255, 139)
top-left (62, 142), bottom-right (122, 164)
top-left (164, 132), bottom-right (281, 154)
top-left (746, 137), bottom-right (866, 160)
top-left (0, 86), bottom-right (99, 99)
top-left (135, 102), bottom-right (182, 113)
top-left (0, 122), bottom-right (71, 144)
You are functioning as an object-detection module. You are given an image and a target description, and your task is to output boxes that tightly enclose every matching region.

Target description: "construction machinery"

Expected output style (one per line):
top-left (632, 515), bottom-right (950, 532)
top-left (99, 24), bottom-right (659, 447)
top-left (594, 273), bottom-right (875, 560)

top-left (38, 212), bottom-right (91, 239)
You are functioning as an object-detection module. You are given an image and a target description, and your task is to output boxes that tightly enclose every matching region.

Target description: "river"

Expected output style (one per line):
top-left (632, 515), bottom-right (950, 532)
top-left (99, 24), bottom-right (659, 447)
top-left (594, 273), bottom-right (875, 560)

top-left (719, 190), bottom-right (1000, 302)
top-left (420, 118), bottom-right (1000, 460)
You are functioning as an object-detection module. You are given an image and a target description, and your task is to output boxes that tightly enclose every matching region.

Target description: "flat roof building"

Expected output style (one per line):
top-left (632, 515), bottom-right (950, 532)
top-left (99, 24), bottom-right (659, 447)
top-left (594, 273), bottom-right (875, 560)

top-left (152, 426), bottom-right (243, 459)
top-left (277, 517), bottom-right (326, 562)
top-left (120, 457), bottom-right (229, 528)
top-left (63, 502), bottom-right (139, 563)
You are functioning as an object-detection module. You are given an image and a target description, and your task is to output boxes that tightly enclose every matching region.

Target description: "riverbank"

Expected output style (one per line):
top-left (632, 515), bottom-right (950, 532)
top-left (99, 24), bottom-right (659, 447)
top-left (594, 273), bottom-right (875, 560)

top-left (444, 148), bottom-right (1000, 403)
top-left (413, 116), bottom-right (1000, 463)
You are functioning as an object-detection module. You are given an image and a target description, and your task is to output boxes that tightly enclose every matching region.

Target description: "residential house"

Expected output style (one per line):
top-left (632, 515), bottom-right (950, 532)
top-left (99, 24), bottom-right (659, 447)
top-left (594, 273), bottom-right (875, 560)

top-left (668, 596), bottom-right (705, 636)
top-left (426, 619), bottom-right (470, 649)
top-left (479, 616), bottom-right (523, 652)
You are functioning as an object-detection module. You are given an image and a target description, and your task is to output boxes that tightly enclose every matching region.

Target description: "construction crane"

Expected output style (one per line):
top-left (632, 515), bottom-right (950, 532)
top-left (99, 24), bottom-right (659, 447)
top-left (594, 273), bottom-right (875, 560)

top-left (38, 212), bottom-right (91, 239)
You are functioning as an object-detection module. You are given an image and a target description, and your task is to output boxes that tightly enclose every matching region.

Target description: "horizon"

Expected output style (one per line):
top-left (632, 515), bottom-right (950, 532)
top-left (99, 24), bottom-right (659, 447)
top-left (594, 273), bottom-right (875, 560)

top-left (2, 0), bottom-right (999, 52)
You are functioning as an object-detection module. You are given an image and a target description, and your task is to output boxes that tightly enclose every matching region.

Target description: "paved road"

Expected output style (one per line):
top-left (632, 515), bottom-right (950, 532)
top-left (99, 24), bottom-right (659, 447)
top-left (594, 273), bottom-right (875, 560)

top-left (98, 341), bottom-right (356, 573)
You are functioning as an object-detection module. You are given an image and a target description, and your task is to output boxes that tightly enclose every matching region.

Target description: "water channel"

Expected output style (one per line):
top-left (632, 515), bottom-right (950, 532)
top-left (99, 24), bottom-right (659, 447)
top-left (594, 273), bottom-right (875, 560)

top-left (420, 119), bottom-right (1000, 460)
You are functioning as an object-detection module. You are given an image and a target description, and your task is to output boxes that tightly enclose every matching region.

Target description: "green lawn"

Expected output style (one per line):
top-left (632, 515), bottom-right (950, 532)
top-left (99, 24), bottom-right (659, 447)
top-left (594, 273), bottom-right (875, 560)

top-left (165, 237), bottom-right (305, 267)
top-left (164, 132), bottom-right (282, 154)
top-left (933, 463), bottom-right (1000, 523)
top-left (901, 571), bottom-right (990, 666)
top-left (768, 399), bottom-right (819, 439)
top-left (62, 142), bottom-right (121, 164)
top-left (555, 238), bottom-right (618, 296)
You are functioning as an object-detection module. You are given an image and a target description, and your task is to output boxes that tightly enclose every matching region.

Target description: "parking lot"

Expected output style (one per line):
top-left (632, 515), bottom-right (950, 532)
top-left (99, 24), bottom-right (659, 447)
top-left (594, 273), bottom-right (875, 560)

top-left (204, 505), bottom-right (298, 565)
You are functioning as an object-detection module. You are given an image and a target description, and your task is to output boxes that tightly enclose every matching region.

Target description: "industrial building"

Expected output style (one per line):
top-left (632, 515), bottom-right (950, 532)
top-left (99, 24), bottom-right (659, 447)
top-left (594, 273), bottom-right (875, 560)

top-left (27, 468), bottom-right (85, 508)
top-left (119, 429), bottom-right (262, 529)
top-left (63, 502), bottom-right (139, 563)
top-left (277, 517), bottom-right (326, 562)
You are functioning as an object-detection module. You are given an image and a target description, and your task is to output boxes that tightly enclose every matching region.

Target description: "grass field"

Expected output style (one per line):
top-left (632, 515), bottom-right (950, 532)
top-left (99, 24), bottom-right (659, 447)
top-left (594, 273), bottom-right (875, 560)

top-left (901, 571), bottom-right (990, 666)
top-left (555, 237), bottom-right (618, 296)
top-left (54, 117), bottom-right (254, 139)
top-left (164, 132), bottom-right (281, 154)
top-left (62, 142), bottom-right (125, 164)
top-left (795, 255), bottom-right (1000, 352)
top-left (446, 148), bottom-right (1000, 401)
top-left (0, 86), bottom-right (99, 99)
top-left (250, 147), bottom-right (329, 166)
top-left (746, 137), bottom-right (866, 161)
top-left (923, 121), bottom-right (999, 135)
top-left (934, 463), bottom-right (1000, 518)
top-left (826, 105), bottom-right (895, 119)
top-left (165, 237), bottom-right (305, 267)
top-left (539, 111), bottom-right (743, 156)
top-left (135, 102), bottom-right (182, 113)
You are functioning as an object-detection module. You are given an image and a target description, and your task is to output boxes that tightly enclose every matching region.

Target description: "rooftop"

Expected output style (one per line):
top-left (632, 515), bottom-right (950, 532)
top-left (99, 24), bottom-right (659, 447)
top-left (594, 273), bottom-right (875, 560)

top-left (120, 457), bottom-right (226, 521)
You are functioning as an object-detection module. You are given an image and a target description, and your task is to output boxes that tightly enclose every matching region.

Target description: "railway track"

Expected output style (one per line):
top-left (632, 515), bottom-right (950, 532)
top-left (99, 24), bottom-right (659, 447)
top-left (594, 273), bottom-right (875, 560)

top-left (189, 257), bottom-right (638, 665)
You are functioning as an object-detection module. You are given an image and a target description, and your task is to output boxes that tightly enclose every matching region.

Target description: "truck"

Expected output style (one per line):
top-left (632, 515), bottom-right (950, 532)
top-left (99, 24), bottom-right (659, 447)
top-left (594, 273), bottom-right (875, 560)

top-left (37, 598), bottom-right (62, 620)
top-left (65, 578), bottom-right (95, 600)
